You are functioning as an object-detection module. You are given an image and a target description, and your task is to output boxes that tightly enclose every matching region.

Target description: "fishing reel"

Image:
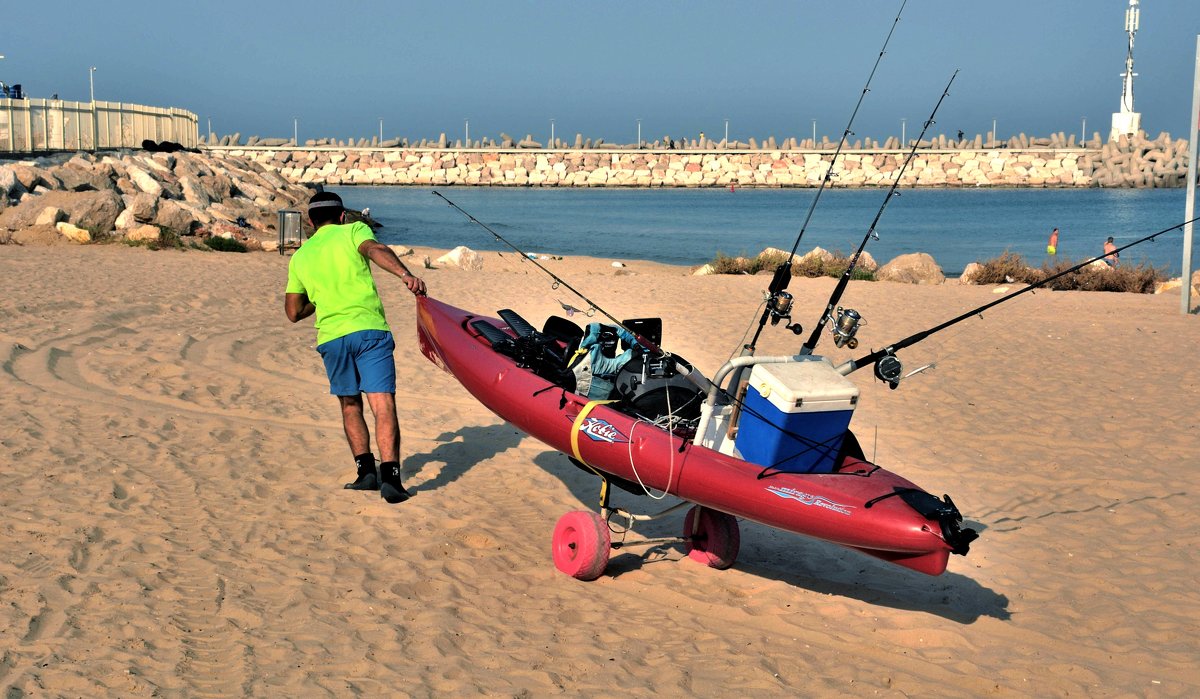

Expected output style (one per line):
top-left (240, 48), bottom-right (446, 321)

top-left (829, 306), bottom-right (864, 349)
top-left (766, 290), bottom-right (804, 335)
top-left (874, 353), bottom-right (903, 390)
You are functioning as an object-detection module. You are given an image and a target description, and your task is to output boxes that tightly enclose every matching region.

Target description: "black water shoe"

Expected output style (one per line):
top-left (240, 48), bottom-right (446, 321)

top-left (380, 461), bottom-right (411, 504)
top-left (344, 454), bottom-right (380, 491)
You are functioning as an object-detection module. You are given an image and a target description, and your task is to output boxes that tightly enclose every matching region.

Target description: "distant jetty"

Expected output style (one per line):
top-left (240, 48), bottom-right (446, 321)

top-left (204, 130), bottom-right (1192, 189)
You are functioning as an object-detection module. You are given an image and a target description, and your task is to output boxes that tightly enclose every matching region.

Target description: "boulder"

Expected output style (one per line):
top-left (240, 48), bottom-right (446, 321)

top-left (692, 263), bottom-right (716, 276)
top-left (125, 224), bottom-right (162, 242)
top-left (57, 190), bottom-right (123, 232)
top-left (876, 253), bottom-right (945, 285)
top-left (9, 165), bottom-right (58, 191)
top-left (154, 199), bottom-right (197, 236)
top-left (55, 221), bottom-right (92, 243)
top-left (797, 246), bottom-right (834, 266)
top-left (857, 250), bottom-right (878, 273)
top-left (35, 207), bottom-right (65, 226)
top-left (959, 262), bottom-right (985, 284)
top-left (436, 245), bottom-right (484, 270)
top-left (126, 165), bottom-right (164, 198)
top-left (198, 173), bottom-right (234, 199)
top-left (0, 167), bottom-right (24, 200)
top-left (138, 153), bottom-right (171, 174)
top-left (114, 209), bottom-right (136, 229)
top-left (127, 192), bottom-right (160, 222)
top-left (53, 164), bottom-right (112, 192)
top-left (180, 175), bottom-right (213, 207)
top-left (0, 190), bottom-right (117, 233)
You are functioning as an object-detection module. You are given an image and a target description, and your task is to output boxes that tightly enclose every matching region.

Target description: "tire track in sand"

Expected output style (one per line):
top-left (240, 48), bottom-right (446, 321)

top-left (147, 450), bottom-right (253, 697)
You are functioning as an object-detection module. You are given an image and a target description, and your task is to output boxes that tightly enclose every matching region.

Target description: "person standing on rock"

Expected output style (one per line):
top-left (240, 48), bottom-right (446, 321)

top-left (1047, 227), bottom-right (1059, 256)
top-left (284, 191), bottom-right (426, 504)
top-left (1103, 236), bottom-right (1120, 266)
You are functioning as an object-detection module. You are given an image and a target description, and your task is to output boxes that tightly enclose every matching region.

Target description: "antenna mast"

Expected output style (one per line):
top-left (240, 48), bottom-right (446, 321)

top-left (1110, 0), bottom-right (1142, 141)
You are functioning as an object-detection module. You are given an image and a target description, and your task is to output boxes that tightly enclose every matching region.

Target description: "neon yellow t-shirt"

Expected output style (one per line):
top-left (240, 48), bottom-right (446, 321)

top-left (286, 221), bottom-right (390, 345)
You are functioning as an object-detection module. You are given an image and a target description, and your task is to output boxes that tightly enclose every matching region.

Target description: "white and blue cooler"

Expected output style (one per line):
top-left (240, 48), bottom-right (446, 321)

top-left (734, 357), bottom-right (859, 473)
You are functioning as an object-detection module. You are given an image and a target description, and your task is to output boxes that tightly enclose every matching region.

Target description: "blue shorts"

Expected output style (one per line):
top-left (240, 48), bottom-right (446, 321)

top-left (316, 329), bottom-right (396, 396)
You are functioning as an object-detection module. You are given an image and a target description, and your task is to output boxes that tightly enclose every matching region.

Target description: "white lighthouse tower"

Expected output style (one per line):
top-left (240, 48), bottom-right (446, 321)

top-left (1109, 0), bottom-right (1142, 142)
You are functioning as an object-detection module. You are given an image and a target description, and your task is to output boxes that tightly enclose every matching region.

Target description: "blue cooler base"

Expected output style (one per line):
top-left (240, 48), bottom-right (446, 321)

top-left (735, 389), bottom-right (852, 473)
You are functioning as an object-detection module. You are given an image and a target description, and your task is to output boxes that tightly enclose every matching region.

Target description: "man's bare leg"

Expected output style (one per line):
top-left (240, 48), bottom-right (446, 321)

top-left (364, 392), bottom-right (399, 462)
top-left (364, 393), bottom-right (412, 504)
top-left (339, 394), bottom-right (379, 490)
top-left (365, 392), bottom-right (410, 503)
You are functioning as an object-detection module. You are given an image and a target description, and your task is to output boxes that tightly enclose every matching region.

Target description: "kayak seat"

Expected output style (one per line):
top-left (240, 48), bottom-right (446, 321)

top-left (542, 315), bottom-right (584, 344)
top-left (542, 315), bottom-right (585, 367)
top-left (472, 316), bottom-right (577, 392)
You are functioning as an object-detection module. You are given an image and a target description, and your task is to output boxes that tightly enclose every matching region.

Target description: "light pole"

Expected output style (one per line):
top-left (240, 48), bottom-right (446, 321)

top-left (88, 66), bottom-right (98, 150)
top-left (550, 118), bottom-right (555, 148)
top-left (1081, 116), bottom-right (1087, 144)
top-left (293, 117), bottom-right (298, 145)
top-left (724, 118), bottom-right (729, 144)
top-left (636, 118), bottom-right (641, 148)
top-left (464, 118), bottom-right (469, 147)
top-left (811, 119), bottom-right (816, 145)
top-left (992, 118), bottom-right (997, 147)
top-left (378, 117), bottom-right (383, 143)
top-left (901, 118), bottom-right (906, 147)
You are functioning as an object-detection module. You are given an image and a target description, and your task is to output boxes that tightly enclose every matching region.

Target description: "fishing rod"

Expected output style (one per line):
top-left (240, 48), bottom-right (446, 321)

top-left (800, 69), bottom-right (959, 356)
top-left (433, 190), bottom-right (667, 356)
top-left (836, 215), bottom-right (1200, 386)
top-left (741, 0), bottom-right (909, 356)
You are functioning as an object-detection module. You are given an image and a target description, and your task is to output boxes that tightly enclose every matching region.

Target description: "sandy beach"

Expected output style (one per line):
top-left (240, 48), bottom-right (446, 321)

top-left (2, 242), bottom-right (1198, 696)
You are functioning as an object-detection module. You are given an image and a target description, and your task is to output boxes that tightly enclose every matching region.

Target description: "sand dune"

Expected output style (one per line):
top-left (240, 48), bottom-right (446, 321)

top-left (1, 243), bottom-right (1198, 696)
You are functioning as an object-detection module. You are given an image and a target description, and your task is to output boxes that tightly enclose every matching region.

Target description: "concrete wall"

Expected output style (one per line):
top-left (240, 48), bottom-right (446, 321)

top-left (1, 98), bottom-right (199, 153)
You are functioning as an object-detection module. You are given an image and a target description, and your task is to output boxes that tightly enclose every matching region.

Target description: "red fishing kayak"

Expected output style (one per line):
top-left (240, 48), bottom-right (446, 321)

top-left (416, 295), bottom-right (975, 579)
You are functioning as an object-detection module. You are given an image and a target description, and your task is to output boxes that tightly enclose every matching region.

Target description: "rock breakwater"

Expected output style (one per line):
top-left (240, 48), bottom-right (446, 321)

top-left (219, 131), bottom-right (1190, 189)
top-left (1, 151), bottom-right (313, 248)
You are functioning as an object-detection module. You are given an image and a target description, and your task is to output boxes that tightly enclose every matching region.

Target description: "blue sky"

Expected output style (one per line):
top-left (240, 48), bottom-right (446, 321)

top-left (4, 1), bottom-right (1199, 145)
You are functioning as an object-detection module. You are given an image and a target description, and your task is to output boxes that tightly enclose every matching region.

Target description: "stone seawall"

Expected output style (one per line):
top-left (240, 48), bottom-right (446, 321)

top-left (215, 132), bottom-right (1190, 189)
top-left (226, 147), bottom-right (1093, 188)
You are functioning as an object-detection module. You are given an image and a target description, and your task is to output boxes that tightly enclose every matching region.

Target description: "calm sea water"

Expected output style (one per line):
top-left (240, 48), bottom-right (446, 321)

top-left (328, 186), bottom-right (1198, 276)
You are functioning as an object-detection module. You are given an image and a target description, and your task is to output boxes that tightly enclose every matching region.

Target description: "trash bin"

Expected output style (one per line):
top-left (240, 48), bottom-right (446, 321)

top-left (277, 209), bottom-right (303, 255)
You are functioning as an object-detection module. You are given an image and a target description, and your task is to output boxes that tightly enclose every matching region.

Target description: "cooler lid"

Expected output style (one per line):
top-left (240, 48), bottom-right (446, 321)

top-left (748, 358), bottom-right (859, 413)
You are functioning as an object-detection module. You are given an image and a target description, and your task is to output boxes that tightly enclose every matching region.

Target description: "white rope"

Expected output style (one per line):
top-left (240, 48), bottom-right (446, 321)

top-left (626, 384), bottom-right (677, 501)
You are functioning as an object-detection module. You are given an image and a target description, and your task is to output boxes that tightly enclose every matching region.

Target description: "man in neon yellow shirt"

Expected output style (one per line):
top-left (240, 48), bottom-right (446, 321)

top-left (285, 192), bottom-right (426, 504)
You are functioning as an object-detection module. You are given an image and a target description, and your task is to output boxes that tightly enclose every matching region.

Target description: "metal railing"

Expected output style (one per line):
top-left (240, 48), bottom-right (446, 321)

top-left (0, 98), bottom-right (198, 153)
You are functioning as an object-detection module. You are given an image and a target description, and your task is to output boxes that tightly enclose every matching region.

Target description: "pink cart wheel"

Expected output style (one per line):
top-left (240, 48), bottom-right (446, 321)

top-left (684, 505), bottom-right (741, 569)
top-left (552, 511), bottom-right (611, 580)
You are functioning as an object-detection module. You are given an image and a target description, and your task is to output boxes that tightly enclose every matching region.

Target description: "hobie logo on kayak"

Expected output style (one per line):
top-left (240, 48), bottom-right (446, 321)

top-left (578, 417), bottom-right (629, 444)
top-left (766, 486), bottom-right (854, 516)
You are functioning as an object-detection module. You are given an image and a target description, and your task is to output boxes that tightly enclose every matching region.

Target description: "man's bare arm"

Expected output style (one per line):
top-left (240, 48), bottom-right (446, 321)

top-left (360, 240), bottom-right (427, 295)
top-left (285, 292), bottom-right (315, 322)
